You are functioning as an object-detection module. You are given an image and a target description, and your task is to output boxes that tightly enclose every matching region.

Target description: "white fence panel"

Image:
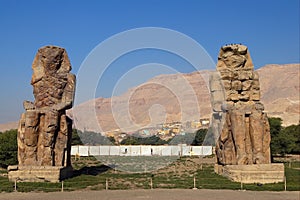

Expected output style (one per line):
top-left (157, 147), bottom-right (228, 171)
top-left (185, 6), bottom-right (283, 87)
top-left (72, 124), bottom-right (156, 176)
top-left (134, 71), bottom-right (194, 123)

top-left (78, 146), bottom-right (89, 156)
top-left (170, 146), bottom-right (181, 156)
top-left (161, 146), bottom-right (172, 156)
top-left (100, 146), bottom-right (110, 155)
top-left (202, 146), bottom-right (213, 155)
top-left (181, 146), bottom-right (191, 156)
top-left (140, 146), bottom-right (152, 156)
top-left (71, 145), bottom-right (213, 157)
top-left (89, 146), bottom-right (100, 156)
top-left (120, 146), bottom-right (129, 156)
top-left (130, 146), bottom-right (141, 156)
top-left (109, 146), bottom-right (120, 155)
top-left (191, 146), bottom-right (202, 155)
top-left (151, 146), bottom-right (162, 156)
top-left (71, 146), bottom-right (79, 155)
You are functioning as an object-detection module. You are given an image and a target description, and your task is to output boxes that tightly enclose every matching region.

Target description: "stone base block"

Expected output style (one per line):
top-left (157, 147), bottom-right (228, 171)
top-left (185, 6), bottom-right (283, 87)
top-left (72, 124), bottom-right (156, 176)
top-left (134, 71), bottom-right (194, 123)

top-left (214, 163), bottom-right (284, 184)
top-left (8, 165), bottom-right (73, 183)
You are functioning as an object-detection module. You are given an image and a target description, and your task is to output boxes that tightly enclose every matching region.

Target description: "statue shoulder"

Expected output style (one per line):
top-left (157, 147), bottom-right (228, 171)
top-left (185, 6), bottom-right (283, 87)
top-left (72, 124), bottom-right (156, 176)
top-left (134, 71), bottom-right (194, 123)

top-left (67, 73), bottom-right (76, 81)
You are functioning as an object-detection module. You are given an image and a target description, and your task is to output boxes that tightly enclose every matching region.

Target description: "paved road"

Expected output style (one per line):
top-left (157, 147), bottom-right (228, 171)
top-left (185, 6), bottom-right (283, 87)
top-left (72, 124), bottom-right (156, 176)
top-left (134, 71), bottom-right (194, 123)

top-left (0, 189), bottom-right (299, 200)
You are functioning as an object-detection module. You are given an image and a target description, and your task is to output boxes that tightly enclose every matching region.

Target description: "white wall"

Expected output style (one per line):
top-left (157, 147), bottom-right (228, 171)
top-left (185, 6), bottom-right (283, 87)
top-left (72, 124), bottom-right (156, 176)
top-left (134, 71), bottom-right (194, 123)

top-left (71, 145), bottom-right (213, 157)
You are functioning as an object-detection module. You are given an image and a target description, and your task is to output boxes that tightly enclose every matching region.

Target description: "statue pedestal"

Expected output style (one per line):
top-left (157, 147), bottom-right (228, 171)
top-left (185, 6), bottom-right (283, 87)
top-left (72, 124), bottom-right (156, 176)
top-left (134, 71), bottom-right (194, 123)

top-left (8, 165), bottom-right (73, 183)
top-left (214, 163), bottom-right (285, 184)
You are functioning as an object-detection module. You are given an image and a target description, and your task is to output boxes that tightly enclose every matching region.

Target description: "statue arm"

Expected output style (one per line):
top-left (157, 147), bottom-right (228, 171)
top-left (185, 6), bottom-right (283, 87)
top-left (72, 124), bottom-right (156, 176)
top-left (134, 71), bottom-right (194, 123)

top-left (23, 100), bottom-right (35, 110)
top-left (52, 73), bottom-right (76, 111)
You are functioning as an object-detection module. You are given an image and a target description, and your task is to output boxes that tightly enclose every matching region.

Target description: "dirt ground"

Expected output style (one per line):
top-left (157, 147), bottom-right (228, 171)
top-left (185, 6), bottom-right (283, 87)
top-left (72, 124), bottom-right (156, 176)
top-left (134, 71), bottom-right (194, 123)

top-left (0, 189), bottom-right (299, 200)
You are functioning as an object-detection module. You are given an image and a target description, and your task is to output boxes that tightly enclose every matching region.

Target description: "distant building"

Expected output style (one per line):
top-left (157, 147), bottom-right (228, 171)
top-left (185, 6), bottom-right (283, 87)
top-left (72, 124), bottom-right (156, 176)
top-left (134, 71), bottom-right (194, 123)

top-left (200, 118), bottom-right (210, 126)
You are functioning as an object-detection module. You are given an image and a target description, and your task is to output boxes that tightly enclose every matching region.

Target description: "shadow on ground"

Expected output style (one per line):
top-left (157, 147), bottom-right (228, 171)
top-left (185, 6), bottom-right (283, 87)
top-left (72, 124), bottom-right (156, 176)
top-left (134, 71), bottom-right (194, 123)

top-left (72, 165), bottom-right (111, 176)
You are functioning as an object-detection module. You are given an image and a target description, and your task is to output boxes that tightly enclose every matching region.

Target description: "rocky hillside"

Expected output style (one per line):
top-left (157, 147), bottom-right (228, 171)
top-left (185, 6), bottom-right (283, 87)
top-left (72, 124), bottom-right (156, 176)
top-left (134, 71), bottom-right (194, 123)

top-left (72, 70), bottom-right (212, 133)
top-left (258, 64), bottom-right (299, 126)
top-left (0, 121), bottom-right (18, 132)
top-left (71, 64), bottom-right (299, 133)
top-left (1, 64), bottom-right (299, 132)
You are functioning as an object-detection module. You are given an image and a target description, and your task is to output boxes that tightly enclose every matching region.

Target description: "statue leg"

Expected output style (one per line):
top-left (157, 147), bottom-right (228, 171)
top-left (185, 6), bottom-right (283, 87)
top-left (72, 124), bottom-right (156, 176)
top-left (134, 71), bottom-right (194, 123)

top-left (40, 111), bottom-right (59, 166)
top-left (230, 110), bottom-right (248, 165)
top-left (23, 110), bottom-right (40, 165)
top-left (17, 113), bottom-right (26, 165)
top-left (262, 113), bottom-right (271, 163)
top-left (245, 115), bottom-right (253, 164)
top-left (54, 114), bottom-right (68, 166)
top-left (249, 111), bottom-right (265, 164)
top-left (216, 113), bottom-right (237, 165)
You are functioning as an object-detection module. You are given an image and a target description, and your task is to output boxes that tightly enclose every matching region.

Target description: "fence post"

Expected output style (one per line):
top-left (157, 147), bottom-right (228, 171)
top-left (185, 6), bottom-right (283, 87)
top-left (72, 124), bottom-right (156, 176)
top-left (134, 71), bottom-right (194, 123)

top-left (284, 176), bottom-right (287, 191)
top-left (14, 179), bottom-right (17, 192)
top-left (193, 176), bottom-right (197, 189)
top-left (150, 178), bottom-right (153, 189)
top-left (240, 173), bottom-right (243, 190)
top-left (106, 178), bottom-right (108, 190)
top-left (61, 181), bottom-right (64, 192)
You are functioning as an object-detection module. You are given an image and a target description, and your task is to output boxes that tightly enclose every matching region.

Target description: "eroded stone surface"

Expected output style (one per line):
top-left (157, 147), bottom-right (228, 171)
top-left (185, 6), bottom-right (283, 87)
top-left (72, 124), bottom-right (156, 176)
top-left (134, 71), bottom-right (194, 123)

top-left (211, 44), bottom-right (271, 165)
top-left (17, 46), bottom-right (76, 167)
top-left (8, 165), bottom-right (73, 182)
top-left (214, 163), bottom-right (285, 184)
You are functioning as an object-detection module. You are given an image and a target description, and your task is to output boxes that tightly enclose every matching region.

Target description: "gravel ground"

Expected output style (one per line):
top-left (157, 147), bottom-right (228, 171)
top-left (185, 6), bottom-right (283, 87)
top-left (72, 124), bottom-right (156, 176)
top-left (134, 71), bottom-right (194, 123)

top-left (0, 189), bottom-right (299, 200)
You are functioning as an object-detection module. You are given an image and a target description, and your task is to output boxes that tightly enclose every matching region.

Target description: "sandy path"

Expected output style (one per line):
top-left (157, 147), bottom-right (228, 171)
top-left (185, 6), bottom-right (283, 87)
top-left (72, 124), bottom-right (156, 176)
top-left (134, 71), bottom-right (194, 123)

top-left (0, 189), bottom-right (299, 200)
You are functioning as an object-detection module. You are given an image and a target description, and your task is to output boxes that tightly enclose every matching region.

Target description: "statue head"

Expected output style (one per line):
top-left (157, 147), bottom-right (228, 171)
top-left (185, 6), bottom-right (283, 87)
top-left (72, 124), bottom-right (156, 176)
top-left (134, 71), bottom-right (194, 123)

top-left (31, 46), bottom-right (72, 85)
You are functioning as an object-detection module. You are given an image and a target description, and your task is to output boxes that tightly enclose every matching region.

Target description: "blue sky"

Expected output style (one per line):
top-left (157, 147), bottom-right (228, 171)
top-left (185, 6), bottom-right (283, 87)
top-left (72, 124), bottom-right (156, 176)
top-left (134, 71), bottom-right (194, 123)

top-left (0, 0), bottom-right (299, 124)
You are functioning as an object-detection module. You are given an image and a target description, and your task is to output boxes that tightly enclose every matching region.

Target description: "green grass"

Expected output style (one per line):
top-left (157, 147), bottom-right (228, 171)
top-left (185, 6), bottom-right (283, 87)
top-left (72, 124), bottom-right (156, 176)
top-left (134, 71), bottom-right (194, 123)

top-left (284, 163), bottom-right (300, 191)
top-left (195, 165), bottom-right (241, 190)
top-left (0, 176), bottom-right (14, 192)
top-left (0, 158), bottom-right (299, 192)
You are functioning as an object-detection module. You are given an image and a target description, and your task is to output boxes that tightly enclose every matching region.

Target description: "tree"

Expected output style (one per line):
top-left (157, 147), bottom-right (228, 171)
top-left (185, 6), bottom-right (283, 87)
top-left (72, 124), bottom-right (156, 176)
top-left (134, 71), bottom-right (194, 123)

top-left (76, 130), bottom-right (112, 145)
top-left (192, 129), bottom-right (208, 145)
top-left (71, 129), bottom-right (83, 145)
top-left (120, 136), bottom-right (138, 145)
top-left (120, 135), bottom-right (167, 145)
top-left (283, 124), bottom-right (300, 154)
top-left (268, 117), bottom-right (300, 155)
top-left (269, 117), bottom-right (283, 155)
top-left (168, 133), bottom-right (195, 145)
top-left (0, 129), bottom-right (18, 168)
top-left (275, 124), bottom-right (300, 155)
top-left (268, 117), bottom-right (282, 136)
top-left (108, 136), bottom-right (116, 145)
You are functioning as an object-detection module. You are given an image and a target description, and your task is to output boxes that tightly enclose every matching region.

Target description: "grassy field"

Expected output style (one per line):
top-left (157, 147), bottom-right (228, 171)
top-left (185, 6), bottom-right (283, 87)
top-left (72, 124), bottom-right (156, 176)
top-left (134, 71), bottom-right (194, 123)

top-left (0, 156), bottom-right (299, 192)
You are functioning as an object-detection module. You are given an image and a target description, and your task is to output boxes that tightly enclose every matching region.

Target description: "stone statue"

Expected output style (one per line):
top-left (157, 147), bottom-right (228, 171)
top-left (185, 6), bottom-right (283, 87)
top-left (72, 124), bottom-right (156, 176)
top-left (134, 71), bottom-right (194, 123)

top-left (211, 44), bottom-right (271, 166)
top-left (17, 46), bottom-right (76, 167)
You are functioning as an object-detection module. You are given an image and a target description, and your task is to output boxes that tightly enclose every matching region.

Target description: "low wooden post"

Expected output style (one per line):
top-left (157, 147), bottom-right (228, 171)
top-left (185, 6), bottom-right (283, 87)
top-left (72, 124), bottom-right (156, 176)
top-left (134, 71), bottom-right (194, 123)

top-left (106, 178), bottom-right (108, 190)
top-left (193, 176), bottom-right (197, 189)
top-left (61, 181), bottom-right (64, 192)
top-left (240, 173), bottom-right (243, 190)
top-left (14, 179), bottom-right (17, 192)
top-left (284, 176), bottom-right (287, 191)
top-left (150, 178), bottom-right (153, 189)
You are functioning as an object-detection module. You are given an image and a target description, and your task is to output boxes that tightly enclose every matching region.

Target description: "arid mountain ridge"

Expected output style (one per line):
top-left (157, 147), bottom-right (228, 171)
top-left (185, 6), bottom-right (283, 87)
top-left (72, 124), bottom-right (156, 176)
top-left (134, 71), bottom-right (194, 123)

top-left (1, 64), bottom-right (299, 132)
top-left (71, 63), bottom-right (299, 133)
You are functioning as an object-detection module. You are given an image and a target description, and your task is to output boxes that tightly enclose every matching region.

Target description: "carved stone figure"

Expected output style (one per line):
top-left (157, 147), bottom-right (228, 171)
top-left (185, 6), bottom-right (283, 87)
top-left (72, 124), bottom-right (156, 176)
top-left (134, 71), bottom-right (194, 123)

top-left (211, 44), bottom-right (271, 166)
top-left (17, 46), bottom-right (76, 167)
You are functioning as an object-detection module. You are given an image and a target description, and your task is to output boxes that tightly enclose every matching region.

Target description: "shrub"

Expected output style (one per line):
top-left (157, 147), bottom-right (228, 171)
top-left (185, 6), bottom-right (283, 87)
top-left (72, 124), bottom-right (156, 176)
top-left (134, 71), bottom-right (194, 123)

top-left (0, 129), bottom-right (18, 168)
